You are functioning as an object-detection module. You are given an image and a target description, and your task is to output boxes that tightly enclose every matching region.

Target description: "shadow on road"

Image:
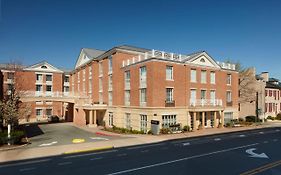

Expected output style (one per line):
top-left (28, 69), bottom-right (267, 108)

top-left (24, 124), bottom-right (44, 138)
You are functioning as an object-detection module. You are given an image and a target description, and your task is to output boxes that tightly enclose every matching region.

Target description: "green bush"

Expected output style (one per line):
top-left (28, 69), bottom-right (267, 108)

top-left (245, 116), bottom-right (258, 122)
top-left (267, 116), bottom-right (275, 120)
top-left (238, 118), bottom-right (244, 122)
top-left (160, 128), bottom-right (170, 134)
top-left (276, 113), bottom-right (281, 120)
top-left (0, 130), bottom-right (25, 145)
top-left (225, 123), bottom-right (231, 127)
top-left (182, 125), bottom-right (190, 132)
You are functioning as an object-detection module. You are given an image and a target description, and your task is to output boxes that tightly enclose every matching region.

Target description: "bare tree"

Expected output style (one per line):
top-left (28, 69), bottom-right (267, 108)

top-left (225, 59), bottom-right (257, 103)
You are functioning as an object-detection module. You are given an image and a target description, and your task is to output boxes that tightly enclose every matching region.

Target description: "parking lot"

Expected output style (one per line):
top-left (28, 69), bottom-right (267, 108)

top-left (24, 123), bottom-right (122, 148)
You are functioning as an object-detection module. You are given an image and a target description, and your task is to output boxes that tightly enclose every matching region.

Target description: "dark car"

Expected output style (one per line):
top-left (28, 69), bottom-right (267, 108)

top-left (47, 115), bottom-right (60, 123)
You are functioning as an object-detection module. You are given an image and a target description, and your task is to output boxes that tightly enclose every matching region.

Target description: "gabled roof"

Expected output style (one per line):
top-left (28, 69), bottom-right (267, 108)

top-left (183, 51), bottom-right (221, 69)
top-left (74, 48), bottom-right (105, 69)
top-left (24, 61), bottom-right (63, 73)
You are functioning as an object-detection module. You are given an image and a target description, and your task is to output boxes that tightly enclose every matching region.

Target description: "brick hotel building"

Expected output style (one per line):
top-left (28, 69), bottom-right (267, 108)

top-left (0, 45), bottom-right (238, 132)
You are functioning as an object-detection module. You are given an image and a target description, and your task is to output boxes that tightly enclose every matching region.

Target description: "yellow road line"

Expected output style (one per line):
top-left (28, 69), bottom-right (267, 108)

top-left (240, 159), bottom-right (281, 175)
top-left (63, 146), bottom-right (114, 154)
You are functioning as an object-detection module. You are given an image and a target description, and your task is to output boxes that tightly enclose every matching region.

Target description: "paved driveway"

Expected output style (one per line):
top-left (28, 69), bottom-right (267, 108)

top-left (24, 123), bottom-right (121, 148)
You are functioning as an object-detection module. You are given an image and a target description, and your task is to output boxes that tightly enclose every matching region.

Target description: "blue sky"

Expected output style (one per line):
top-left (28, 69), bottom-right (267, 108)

top-left (0, 0), bottom-right (280, 78)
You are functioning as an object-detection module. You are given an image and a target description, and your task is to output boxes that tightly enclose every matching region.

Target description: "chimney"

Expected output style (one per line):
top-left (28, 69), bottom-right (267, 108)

top-left (260, 72), bottom-right (269, 82)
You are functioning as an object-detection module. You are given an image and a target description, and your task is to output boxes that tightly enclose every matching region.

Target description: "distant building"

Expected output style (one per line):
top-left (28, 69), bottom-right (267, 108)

top-left (238, 68), bottom-right (266, 120)
top-left (261, 72), bottom-right (281, 118)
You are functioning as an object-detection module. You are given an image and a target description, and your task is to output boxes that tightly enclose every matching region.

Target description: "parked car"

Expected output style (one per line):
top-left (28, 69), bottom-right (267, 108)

top-left (47, 115), bottom-right (60, 123)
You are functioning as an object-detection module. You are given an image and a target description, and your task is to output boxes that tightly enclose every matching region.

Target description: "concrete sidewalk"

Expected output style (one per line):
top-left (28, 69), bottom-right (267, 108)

top-left (0, 122), bottom-right (280, 163)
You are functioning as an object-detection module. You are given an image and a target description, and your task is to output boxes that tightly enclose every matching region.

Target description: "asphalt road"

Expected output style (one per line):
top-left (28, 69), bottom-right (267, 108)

top-left (1, 127), bottom-right (281, 175)
top-left (24, 123), bottom-right (122, 148)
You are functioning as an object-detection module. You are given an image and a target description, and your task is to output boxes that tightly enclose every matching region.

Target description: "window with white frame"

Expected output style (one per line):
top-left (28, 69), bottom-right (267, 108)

top-left (227, 74), bottom-right (232, 85)
top-left (36, 109), bottom-right (43, 116)
top-left (140, 114), bottom-right (147, 133)
top-left (99, 78), bottom-right (103, 91)
top-left (89, 79), bottom-right (92, 93)
top-left (36, 85), bottom-right (42, 92)
top-left (210, 71), bottom-right (216, 84)
top-left (46, 85), bottom-right (52, 92)
top-left (210, 90), bottom-right (216, 100)
top-left (36, 74), bottom-right (43, 81)
top-left (83, 81), bottom-right (85, 93)
top-left (190, 89), bottom-right (196, 101)
top-left (125, 113), bottom-right (131, 130)
top-left (227, 91), bottom-right (232, 102)
top-left (64, 76), bottom-right (69, 82)
top-left (201, 90), bottom-right (206, 99)
top-left (109, 112), bottom-right (113, 127)
top-left (166, 66), bottom-right (173, 80)
top-left (99, 62), bottom-right (103, 76)
top-left (140, 88), bottom-right (147, 104)
top-left (108, 55), bottom-right (113, 74)
top-left (108, 75), bottom-right (112, 90)
top-left (140, 66), bottom-right (146, 87)
top-left (124, 71), bottom-right (130, 89)
top-left (46, 109), bottom-right (52, 116)
top-left (46, 75), bottom-right (52, 82)
top-left (191, 69), bottom-right (197, 83)
top-left (64, 86), bottom-right (69, 92)
top-left (166, 88), bottom-right (173, 102)
top-left (108, 91), bottom-right (112, 106)
top-left (125, 90), bottom-right (130, 106)
top-left (201, 70), bottom-right (207, 84)
top-left (162, 115), bottom-right (177, 128)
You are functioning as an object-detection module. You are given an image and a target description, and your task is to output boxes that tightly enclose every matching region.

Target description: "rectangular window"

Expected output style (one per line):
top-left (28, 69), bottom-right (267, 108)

top-left (140, 114), bottom-right (147, 133)
top-left (125, 113), bottom-right (131, 130)
top-left (190, 89), bottom-right (196, 100)
top-left (125, 71), bottom-right (130, 89)
top-left (7, 72), bottom-right (14, 80)
top-left (191, 69), bottom-right (197, 83)
top-left (64, 76), bottom-right (69, 82)
top-left (64, 86), bottom-right (69, 92)
top-left (227, 91), bottom-right (232, 102)
top-left (99, 62), bottom-right (103, 76)
top-left (210, 71), bottom-right (215, 84)
top-left (227, 74), bottom-right (232, 85)
top-left (162, 115), bottom-right (177, 128)
top-left (108, 75), bottom-right (113, 90)
top-left (125, 90), bottom-right (130, 106)
top-left (108, 55), bottom-right (113, 73)
top-left (83, 69), bottom-right (85, 81)
top-left (46, 109), bottom-right (52, 116)
top-left (166, 66), bottom-right (173, 80)
top-left (201, 90), bottom-right (206, 99)
top-left (269, 90), bottom-right (272, 97)
top-left (140, 66), bottom-right (147, 87)
top-left (210, 90), bottom-right (216, 100)
top-left (201, 70), bottom-right (207, 84)
top-left (36, 74), bottom-right (43, 81)
top-left (108, 92), bottom-right (112, 106)
top-left (46, 75), bottom-right (52, 81)
top-left (99, 78), bottom-right (103, 91)
top-left (36, 109), bottom-right (43, 116)
top-left (89, 79), bottom-right (92, 93)
top-left (166, 88), bottom-right (173, 102)
top-left (109, 112), bottom-right (113, 127)
top-left (36, 85), bottom-right (42, 92)
top-left (46, 85), bottom-right (52, 92)
top-left (140, 88), bottom-right (147, 104)
top-left (265, 90), bottom-right (268, 97)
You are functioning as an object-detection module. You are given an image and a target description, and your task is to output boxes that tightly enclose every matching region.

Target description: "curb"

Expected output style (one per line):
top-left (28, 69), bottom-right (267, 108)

top-left (95, 132), bottom-right (120, 137)
top-left (63, 146), bottom-right (114, 155)
top-left (0, 142), bottom-right (30, 151)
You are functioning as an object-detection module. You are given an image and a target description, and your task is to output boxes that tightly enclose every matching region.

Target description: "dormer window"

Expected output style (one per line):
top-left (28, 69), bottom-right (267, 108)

top-left (41, 65), bottom-right (47, 69)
